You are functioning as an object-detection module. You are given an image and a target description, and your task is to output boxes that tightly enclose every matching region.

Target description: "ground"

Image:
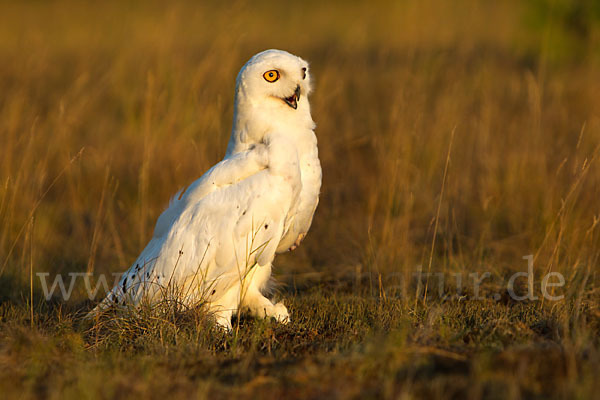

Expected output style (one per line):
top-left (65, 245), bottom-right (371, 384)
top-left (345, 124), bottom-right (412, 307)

top-left (0, 1), bottom-right (599, 399)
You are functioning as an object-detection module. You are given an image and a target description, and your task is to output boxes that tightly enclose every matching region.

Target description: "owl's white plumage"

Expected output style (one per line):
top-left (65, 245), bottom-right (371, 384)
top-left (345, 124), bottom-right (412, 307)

top-left (92, 50), bottom-right (321, 329)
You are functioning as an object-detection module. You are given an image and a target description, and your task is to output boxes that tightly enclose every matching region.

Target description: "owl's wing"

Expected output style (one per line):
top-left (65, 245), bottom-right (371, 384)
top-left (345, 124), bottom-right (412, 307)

top-left (152, 145), bottom-right (268, 239)
top-left (90, 138), bottom-right (299, 314)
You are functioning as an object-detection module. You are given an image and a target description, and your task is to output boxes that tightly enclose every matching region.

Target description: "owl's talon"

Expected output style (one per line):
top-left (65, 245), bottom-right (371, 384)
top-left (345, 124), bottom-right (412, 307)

top-left (289, 232), bottom-right (306, 251)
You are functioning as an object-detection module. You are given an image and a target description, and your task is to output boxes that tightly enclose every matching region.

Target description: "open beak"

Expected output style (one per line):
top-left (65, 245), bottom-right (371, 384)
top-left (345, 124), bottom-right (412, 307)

top-left (283, 85), bottom-right (301, 109)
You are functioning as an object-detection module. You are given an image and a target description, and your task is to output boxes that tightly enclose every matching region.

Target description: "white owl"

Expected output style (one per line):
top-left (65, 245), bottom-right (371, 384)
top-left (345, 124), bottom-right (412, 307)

top-left (91, 50), bottom-right (322, 330)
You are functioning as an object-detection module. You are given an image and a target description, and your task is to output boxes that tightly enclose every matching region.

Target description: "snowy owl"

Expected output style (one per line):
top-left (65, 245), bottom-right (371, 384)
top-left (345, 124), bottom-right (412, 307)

top-left (91, 49), bottom-right (322, 330)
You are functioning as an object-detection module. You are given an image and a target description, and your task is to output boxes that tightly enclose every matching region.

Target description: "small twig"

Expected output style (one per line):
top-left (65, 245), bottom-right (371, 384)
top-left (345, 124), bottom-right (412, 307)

top-left (1, 148), bottom-right (84, 277)
top-left (424, 127), bottom-right (455, 303)
top-left (29, 216), bottom-right (34, 329)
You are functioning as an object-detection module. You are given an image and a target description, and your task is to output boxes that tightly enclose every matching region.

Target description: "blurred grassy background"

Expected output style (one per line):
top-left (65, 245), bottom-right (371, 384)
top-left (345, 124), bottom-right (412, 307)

top-left (0, 1), bottom-right (599, 398)
top-left (1, 0), bottom-right (599, 295)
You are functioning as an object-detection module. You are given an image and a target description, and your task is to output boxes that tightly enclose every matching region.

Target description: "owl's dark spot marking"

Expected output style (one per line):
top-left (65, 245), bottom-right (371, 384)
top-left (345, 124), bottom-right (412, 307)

top-left (264, 224), bottom-right (269, 229)
top-left (135, 264), bottom-right (140, 270)
top-left (302, 67), bottom-right (307, 79)
top-left (122, 277), bottom-right (128, 291)
top-left (211, 290), bottom-right (216, 295)
top-left (242, 210), bottom-right (246, 215)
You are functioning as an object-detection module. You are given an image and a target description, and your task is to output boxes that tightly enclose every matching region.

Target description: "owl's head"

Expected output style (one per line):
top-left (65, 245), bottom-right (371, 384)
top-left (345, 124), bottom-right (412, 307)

top-left (227, 50), bottom-right (315, 154)
top-left (235, 49), bottom-right (312, 112)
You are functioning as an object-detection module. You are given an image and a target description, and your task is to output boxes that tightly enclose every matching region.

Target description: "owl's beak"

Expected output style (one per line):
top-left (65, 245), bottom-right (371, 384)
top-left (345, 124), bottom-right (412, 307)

top-left (283, 85), bottom-right (301, 109)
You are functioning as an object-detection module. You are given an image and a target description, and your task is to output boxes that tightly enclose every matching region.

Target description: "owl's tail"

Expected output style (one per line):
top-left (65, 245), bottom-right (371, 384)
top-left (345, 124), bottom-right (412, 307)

top-left (84, 287), bottom-right (120, 320)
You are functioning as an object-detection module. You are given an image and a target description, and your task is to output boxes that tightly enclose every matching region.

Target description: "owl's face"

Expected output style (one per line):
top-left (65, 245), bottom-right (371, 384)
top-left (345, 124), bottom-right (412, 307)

top-left (236, 49), bottom-right (312, 112)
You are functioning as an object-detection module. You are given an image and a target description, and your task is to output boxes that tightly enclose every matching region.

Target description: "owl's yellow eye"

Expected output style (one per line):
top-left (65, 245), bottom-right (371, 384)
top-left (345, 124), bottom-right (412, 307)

top-left (263, 70), bottom-right (280, 83)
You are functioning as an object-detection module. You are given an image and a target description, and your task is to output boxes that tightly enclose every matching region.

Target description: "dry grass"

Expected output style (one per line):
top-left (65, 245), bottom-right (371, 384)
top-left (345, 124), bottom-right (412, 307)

top-left (0, 0), bottom-right (599, 398)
